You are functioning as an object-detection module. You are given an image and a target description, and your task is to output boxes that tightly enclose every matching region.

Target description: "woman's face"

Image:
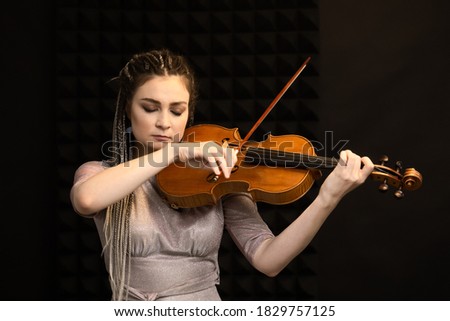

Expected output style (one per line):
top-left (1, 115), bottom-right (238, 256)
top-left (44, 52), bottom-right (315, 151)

top-left (128, 75), bottom-right (190, 154)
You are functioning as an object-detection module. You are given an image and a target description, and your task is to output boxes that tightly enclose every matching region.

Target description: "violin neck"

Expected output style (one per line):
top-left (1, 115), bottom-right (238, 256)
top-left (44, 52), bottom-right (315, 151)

top-left (244, 147), bottom-right (338, 170)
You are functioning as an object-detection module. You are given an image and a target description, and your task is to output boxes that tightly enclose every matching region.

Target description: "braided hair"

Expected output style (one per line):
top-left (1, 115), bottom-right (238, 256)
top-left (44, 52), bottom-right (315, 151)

top-left (103, 48), bottom-right (198, 300)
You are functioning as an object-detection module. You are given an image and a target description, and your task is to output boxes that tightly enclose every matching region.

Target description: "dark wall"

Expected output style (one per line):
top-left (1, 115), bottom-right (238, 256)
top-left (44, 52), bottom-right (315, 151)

top-left (316, 0), bottom-right (450, 299)
top-left (1, 2), bottom-right (56, 299)
top-left (2, 0), bottom-right (449, 300)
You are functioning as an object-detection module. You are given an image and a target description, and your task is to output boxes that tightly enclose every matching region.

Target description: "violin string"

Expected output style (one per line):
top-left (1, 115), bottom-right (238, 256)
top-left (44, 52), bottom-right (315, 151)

top-left (243, 147), bottom-right (338, 169)
top-left (227, 143), bottom-right (339, 168)
top-left (231, 144), bottom-right (332, 167)
top-left (245, 147), bottom-right (387, 173)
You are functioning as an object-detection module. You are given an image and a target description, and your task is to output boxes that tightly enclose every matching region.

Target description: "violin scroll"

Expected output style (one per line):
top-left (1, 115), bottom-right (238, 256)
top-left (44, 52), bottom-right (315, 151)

top-left (371, 155), bottom-right (423, 199)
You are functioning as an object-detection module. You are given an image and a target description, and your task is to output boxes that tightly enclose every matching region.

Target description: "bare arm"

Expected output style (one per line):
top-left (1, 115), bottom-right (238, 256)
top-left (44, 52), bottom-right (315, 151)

top-left (70, 142), bottom-right (238, 216)
top-left (70, 144), bottom-right (177, 215)
top-left (251, 150), bottom-right (374, 277)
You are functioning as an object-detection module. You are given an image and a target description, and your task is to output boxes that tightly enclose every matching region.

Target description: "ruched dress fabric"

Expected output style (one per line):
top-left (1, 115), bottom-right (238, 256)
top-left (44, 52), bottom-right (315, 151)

top-left (72, 161), bottom-right (275, 301)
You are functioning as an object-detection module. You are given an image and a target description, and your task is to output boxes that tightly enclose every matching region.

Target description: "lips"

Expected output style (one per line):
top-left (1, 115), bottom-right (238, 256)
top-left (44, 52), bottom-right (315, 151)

top-left (152, 135), bottom-right (171, 142)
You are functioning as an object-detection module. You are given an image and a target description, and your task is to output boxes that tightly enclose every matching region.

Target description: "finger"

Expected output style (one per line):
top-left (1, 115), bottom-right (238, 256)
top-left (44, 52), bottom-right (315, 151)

top-left (338, 150), bottom-right (349, 167)
top-left (210, 152), bottom-right (232, 178)
top-left (221, 163), bottom-right (231, 179)
top-left (218, 147), bottom-right (237, 178)
top-left (205, 141), bottom-right (224, 158)
top-left (216, 155), bottom-right (230, 178)
top-left (346, 151), bottom-right (363, 175)
top-left (203, 142), bottom-right (224, 175)
top-left (206, 156), bottom-right (222, 176)
top-left (227, 147), bottom-right (238, 167)
top-left (345, 150), bottom-right (357, 170)
top-left (360, 156), bottom-right (375, 179)
top-left (208, 148), bottom-right (227, 177)
top-left (224, 149), bottom-right (238, 179)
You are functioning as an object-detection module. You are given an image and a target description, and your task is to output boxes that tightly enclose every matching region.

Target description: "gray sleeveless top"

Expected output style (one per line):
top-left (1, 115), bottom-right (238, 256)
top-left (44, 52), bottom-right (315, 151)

top-left (73, 161), bottom-right (274, 300)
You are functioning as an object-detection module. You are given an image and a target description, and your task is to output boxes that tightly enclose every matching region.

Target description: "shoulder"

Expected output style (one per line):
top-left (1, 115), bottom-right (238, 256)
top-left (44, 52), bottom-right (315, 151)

top-left (75, 160), bottom-right (106, 174)
top-left (73, 161), bottom-right (106, 184)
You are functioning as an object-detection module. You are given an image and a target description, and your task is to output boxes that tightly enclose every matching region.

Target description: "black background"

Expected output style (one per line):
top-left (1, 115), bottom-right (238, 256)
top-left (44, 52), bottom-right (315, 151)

top-left (2, 0), bottom-right (449, 300)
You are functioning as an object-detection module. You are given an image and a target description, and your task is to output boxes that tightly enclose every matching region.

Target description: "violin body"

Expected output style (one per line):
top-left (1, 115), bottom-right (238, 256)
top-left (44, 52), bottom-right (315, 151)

top-left (156, 124), bottom-right (322, 209)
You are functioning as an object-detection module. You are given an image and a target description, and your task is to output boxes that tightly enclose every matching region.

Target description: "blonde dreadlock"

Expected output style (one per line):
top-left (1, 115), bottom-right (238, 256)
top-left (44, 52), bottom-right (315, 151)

top-left (103, 48), bottom-right (198, 300)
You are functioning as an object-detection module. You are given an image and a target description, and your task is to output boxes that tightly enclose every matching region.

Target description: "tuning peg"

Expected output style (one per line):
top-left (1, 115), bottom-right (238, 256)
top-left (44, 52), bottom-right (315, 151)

top-left (394, 186), bottom-right (404, 199)
top-left (378, 180), bottom-right (389, 192)
top-left (378, 155), bottom-right (390, 192)
top-left (393, 160), bottom-right (405, 198)
top-left (379, 155), bottom-right (389, 166)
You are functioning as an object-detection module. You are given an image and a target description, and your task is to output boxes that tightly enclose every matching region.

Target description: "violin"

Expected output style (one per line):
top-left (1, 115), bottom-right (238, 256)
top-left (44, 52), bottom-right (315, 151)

top-left (155, 124), bottom-right (422, 209)
top-left (155, 58), bottom-right (423, 209)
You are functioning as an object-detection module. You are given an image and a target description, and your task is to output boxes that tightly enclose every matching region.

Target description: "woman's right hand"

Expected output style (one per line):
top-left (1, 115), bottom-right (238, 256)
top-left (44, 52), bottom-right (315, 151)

top-left (171, 141), bottom-right (238, 178)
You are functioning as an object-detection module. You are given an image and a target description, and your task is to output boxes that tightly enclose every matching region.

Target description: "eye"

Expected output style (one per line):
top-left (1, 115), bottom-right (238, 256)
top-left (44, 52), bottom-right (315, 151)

top-left (143, 106), bottom-right (157, 113)
top-left (170, 106), bottom-right (187, 116)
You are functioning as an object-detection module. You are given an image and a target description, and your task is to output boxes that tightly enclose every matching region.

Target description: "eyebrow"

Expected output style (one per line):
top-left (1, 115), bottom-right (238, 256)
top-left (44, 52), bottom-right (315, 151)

top-left (140, 98), bottom-right (188, 107)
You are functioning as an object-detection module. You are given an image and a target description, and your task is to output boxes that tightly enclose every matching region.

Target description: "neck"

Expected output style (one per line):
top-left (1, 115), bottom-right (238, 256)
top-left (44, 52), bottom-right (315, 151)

top-left (243, 146), bottom-right (338, 170)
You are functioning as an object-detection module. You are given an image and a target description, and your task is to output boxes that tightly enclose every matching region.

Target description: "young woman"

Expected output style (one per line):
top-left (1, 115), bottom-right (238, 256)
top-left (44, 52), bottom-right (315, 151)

top-left (70, 48), bottom-right (374, 301)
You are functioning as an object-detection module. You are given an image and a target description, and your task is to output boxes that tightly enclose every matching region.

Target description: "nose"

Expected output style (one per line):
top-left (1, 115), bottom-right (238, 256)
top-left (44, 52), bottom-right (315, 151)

top-left (155, 111), bottom-right (171, 130)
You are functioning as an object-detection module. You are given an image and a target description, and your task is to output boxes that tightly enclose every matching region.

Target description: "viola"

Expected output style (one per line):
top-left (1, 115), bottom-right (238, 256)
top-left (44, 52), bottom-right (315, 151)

top-left (155, 56), bottom-right (423, 209)
top-left (155, 124), bottom-right (422, 209)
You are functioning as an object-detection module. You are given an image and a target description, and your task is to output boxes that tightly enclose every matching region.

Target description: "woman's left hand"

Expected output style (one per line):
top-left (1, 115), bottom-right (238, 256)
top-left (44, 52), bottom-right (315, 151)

top-left (319, 150), bottom-right (374, 205)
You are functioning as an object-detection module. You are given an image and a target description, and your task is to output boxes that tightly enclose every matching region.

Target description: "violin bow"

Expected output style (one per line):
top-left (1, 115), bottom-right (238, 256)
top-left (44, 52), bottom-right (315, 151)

top-left (239, 56), bottom-right (312, 149)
